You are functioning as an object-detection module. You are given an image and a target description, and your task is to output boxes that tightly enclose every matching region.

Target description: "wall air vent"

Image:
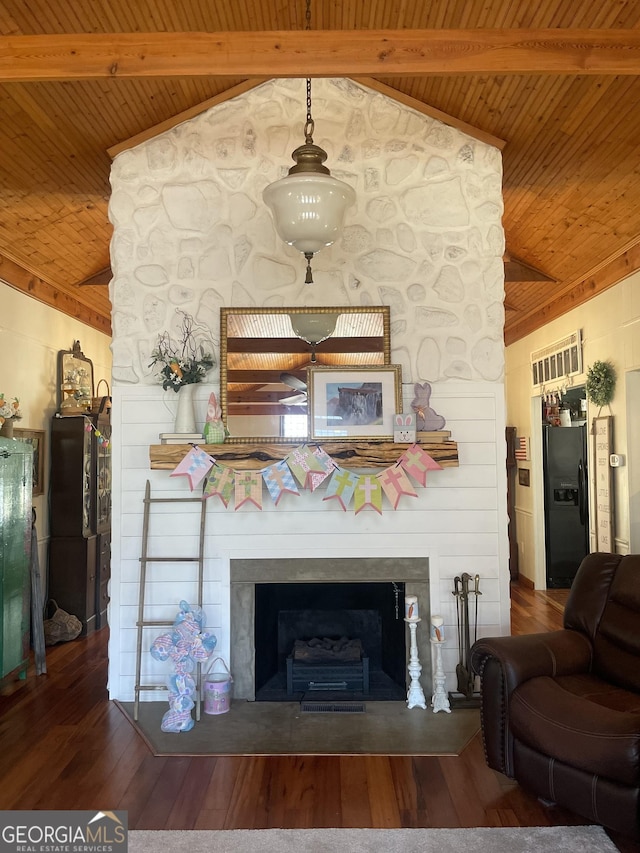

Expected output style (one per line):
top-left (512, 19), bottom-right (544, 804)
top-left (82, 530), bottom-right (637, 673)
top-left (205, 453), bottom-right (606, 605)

top-left (530, 330), bottom-right (582, 388)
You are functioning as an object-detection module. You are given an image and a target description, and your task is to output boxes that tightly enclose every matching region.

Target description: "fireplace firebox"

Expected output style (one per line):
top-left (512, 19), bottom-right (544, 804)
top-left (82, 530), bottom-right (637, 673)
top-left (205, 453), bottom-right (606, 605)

top-left (254, 582), bottom-right (406, 701)
top-left (230, 557), bottom-right (430, 701)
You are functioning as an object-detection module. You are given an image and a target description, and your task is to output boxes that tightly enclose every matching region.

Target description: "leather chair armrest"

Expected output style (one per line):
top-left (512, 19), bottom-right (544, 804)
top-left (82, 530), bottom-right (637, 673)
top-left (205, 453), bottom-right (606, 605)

top-left (470, 630), bottom-right (593, 777)
top-left (471, 629), bottom-right (593, 694)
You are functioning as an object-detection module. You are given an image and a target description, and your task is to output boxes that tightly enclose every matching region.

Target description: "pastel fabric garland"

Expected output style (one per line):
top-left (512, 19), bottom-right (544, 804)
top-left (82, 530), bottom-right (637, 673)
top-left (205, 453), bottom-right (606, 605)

top-left (172, 442), bottom-right (442, 513)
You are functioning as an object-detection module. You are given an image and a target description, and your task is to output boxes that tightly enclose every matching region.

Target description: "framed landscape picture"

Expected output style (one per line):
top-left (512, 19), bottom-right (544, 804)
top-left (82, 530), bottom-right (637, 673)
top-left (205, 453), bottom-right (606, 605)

top-left (14, 428), bottom-right (45, 496)
top-left (307, 364), bottom-right (402, 441)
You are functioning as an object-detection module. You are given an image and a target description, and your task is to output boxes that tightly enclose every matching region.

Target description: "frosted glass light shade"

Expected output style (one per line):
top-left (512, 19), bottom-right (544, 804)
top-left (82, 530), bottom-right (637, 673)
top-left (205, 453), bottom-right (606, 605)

top-left (290, 312), bottom-right (339, 345)
top-left (263, 173), bottom-right (356, 255)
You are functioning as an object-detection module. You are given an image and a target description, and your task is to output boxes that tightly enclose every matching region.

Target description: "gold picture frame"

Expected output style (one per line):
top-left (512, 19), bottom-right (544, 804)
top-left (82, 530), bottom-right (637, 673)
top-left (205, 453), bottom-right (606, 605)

top-left (14, 428), bottom-right (45, 496)
top-left (307, 364), bottom-right (403, 441)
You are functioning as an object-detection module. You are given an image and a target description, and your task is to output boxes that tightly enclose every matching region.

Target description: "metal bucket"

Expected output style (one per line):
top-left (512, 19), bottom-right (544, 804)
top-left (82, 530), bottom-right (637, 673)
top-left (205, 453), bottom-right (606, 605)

top-left (203, 657), bottom-right (233, 715)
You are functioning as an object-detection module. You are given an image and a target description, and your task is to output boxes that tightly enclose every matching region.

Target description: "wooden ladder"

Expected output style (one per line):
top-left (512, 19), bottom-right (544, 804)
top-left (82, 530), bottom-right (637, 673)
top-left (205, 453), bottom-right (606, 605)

top-left (133, 479), bottom-right (207, 721)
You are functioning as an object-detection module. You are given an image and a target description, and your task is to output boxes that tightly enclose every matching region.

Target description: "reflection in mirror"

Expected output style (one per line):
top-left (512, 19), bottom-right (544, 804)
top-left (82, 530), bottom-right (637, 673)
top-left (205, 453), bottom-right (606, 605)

top-left (220, 306), bottom-right (390, 442)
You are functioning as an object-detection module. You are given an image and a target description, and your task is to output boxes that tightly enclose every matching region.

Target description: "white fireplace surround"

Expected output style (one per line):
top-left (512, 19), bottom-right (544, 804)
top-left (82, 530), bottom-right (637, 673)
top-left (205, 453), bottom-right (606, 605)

top-left (227, 547), bottom-right (437, 700)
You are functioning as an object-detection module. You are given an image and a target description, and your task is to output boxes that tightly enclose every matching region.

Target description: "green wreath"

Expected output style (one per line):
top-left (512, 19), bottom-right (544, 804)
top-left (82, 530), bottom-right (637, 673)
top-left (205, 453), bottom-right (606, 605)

top-left (585, 360), bottom-right (616, 408)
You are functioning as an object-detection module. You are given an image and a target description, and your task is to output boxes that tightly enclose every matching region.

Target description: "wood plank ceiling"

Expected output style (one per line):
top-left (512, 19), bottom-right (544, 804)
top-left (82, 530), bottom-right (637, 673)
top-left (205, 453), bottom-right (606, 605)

top-left (1, 0), bottom-right (640, 345)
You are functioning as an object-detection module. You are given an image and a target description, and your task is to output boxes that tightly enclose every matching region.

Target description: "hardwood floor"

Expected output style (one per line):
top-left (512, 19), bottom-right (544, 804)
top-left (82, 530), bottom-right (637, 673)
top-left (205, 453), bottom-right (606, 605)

top-left (0, 581), bottom-right (637, 852)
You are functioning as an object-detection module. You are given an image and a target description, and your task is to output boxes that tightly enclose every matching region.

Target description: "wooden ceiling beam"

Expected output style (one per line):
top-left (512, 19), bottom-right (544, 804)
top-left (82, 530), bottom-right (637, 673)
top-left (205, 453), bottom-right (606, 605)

top-left (504, 243), bottom-right (640, 346)
top-left (504, 256), bottom-right (556, 283)
top-left (2, 30), bottom-right (640, 82)
top-left (229, 404), bottom-right (304, 417)
top-left (226, 337), bottom-right (384, 354)
top-left (229, 369), bottom-right (306, 384)
top-left (228, 390), bottom-right (306, 404)
top-left (77, 266), bottom-right (112, 286)
top-left (0, 253), bottom-right (112, 335)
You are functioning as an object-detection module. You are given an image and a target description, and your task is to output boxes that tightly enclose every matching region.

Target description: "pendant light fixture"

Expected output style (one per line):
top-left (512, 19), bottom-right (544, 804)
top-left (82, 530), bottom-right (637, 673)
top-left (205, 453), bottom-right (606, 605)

top-left (262, 0), bottom-right (355, 285)
top-left (289, 311), bottom-right (339, 362)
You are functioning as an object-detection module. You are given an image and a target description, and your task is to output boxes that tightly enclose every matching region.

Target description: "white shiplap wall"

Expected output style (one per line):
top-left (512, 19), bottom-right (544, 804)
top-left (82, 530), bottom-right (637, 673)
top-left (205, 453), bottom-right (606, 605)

top-left (107, 380), bottom-right (509, 700)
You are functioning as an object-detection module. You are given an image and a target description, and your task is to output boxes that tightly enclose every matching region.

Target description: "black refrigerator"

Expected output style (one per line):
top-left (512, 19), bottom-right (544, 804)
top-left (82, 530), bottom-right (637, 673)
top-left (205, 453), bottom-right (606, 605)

top-left (543, 424), bottom-right (589, 588)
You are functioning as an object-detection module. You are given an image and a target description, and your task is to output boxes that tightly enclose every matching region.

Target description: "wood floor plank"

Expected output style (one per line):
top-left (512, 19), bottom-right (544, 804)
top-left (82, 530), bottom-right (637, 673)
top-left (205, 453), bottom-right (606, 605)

top-left (193, 808), bottom-right (229, 829)
top-left (136, 756), bottom-right (193, 829)
top-left (309, 757), bottom-right (343, 829)
top-left (409, 756), bottom-right (461, 827)
top-left (438, 754), bottom-right (491, 827)
top-left (458, 732), bottom-right (508, 811)
top-left (387, 757), bottom-right (418, 825)
top-left (200, 756), bottom-right (239, 813)
top-left (265, 756), bottom-right (315, 828)
top-left (339, 756), bottom-right (373, 827)
top-left (92, 732), bottom-right (154, 809)
top-left (222, 756), bottom-right (269, 829)
top-left (115, 753), bottom-right (170, 827)
top-left (365, 756), bottom-right (403, 828)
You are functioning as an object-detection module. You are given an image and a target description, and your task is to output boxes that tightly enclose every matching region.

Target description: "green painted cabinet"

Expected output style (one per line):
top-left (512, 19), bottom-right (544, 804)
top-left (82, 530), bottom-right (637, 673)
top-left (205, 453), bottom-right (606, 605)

top-left (0, 436), bottom-right (32, 681)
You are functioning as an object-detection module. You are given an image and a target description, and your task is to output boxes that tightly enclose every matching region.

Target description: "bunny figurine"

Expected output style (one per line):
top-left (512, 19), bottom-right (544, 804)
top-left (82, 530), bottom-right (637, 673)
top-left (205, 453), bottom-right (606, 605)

top-left (394, 413), bottom-right (416, 444)
top-left (411, 382), bottom-right (446, 432)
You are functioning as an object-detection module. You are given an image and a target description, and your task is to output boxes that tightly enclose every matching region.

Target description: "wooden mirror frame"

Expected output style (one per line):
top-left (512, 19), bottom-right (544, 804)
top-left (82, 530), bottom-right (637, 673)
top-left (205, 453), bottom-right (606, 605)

top-left (220, 306), bottom-right (391, 444)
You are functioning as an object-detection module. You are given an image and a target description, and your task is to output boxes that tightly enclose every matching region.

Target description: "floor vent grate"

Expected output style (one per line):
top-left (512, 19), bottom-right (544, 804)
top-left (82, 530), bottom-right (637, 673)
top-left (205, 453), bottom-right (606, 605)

top-left (300, 702), bottom-right (366, 713)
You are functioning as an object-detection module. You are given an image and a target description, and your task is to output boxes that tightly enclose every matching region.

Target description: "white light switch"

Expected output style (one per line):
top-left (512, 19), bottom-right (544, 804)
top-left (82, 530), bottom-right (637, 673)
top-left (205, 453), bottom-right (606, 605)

top-left (610, 454), bottom-right (625, 467)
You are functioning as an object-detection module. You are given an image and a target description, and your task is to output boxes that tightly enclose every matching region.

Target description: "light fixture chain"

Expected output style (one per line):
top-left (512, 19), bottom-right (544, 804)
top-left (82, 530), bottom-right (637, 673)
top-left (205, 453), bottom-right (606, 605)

top-left (305, 78), bottom-right (314, 143)
top-left (304, 0), bottom-right (314, 144)
top-left (262, 0), bottom-right (354, 288)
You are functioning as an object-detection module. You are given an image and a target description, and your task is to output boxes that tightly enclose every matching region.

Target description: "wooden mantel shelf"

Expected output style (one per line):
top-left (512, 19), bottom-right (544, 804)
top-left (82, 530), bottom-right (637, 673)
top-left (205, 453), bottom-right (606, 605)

top-left (149, 433), bottom-right (459, 471)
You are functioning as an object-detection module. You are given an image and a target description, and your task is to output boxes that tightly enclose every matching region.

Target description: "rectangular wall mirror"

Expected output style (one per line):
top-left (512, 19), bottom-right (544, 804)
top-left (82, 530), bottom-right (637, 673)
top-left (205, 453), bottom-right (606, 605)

top-left (220, 306), bottom-right (391, 443)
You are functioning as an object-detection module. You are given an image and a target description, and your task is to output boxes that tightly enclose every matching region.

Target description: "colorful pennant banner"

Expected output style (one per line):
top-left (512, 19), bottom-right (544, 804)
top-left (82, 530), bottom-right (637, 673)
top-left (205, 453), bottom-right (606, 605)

top-left (171, 443), bottom-right (443, 514)
top-left (262, 459), bottom-right (300, 505)
top-left (377, 464), bottom-right (418, 509)
top-left (169, 445), bottom-right (214, 490)
top-left (323, 466), bottom-right (359, 511)
top-left (202, 464), bottom-right (234, 507)
top-left (354, 474), bottom-right (383, 515)
top-left (234, 470), bottom-right (263, 511)
top-left (398, 442), bottom-right (443, 486)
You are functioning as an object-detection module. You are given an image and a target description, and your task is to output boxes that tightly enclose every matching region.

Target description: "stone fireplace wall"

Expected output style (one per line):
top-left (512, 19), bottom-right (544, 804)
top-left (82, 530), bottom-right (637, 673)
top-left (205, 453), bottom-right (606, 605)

top-left (106, 78), bottom-right (509, 702)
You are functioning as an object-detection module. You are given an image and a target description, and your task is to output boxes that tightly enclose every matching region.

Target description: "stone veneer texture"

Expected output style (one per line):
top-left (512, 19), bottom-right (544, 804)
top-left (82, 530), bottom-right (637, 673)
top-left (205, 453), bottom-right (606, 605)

top-left (108, 78), bottom-right (505, 385)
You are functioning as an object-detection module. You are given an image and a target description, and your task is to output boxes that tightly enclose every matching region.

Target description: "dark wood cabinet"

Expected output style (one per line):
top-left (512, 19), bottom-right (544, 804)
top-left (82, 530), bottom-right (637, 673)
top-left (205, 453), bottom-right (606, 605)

top-left (48, 414), bottom-right (111, 635)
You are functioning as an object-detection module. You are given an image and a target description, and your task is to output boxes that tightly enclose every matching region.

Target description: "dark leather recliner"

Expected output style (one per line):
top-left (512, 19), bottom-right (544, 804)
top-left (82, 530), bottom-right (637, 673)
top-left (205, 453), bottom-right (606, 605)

top-left (470, 552), bottom-right (640, 840)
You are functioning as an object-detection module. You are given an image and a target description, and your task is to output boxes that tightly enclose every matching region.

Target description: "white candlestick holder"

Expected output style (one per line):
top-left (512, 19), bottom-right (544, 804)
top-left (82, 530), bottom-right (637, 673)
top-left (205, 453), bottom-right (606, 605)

top-left (430, 638), bottom-right (451, 714)
top-left (405, 618), bottom-right (427, 709)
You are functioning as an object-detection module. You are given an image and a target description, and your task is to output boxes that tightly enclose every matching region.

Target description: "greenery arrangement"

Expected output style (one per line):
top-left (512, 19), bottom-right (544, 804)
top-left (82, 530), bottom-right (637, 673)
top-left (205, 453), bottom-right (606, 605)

top-left (585, 359), bottom-right (616, 408)
top-left (149, 311), bottom-right (215, 392)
